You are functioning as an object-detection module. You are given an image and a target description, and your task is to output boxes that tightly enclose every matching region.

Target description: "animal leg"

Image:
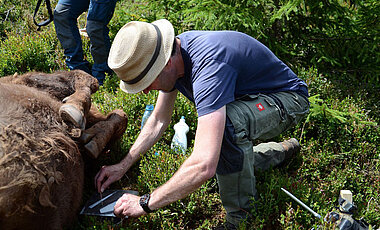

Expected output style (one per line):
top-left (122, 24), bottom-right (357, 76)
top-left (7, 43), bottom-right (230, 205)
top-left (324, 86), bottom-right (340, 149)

top-left (0, 70), bottom-right (98, 130)
top-left (79, 109), bottom-right (127, 158)
top-left (0, 70), bottom-right (98, 101)
top-left (58, 70), bottom-right (98, 130)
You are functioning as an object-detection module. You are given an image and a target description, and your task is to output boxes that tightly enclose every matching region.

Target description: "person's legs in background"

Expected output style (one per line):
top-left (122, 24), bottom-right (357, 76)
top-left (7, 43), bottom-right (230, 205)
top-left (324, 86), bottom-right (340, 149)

top-left (53, 0), bottom-right (91, 74)
top-left (86, 0), bottom-right (117, 85)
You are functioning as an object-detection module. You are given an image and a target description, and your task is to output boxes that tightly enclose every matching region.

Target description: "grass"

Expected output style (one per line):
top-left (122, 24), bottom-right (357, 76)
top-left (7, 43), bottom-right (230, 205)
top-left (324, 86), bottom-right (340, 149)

top-left (0, 0), bottom-right (379, 229)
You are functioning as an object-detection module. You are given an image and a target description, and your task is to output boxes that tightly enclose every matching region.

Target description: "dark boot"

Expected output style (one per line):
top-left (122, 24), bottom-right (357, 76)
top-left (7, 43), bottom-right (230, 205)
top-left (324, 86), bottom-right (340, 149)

top-left (281, 138), bottom-right (301, 160)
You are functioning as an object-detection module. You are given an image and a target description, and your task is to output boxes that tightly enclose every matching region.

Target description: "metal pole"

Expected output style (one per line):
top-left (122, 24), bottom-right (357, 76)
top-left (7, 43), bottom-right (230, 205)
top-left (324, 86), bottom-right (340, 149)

top-left (281, 187), bottom-right (321, 219)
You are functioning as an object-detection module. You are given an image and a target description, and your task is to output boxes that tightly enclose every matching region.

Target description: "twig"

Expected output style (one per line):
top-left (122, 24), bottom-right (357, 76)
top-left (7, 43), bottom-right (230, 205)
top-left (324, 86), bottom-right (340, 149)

top-left (366, 196), bottom-right (380, 214)
top-left (299, 119), bottom-right (307, 143)
top-left (3, 6), bottom-right (15, 22)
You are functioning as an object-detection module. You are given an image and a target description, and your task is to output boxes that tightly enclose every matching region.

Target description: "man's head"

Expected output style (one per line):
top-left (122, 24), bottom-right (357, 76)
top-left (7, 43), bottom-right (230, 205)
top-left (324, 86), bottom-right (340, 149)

top-left (108, 19), bottom-right (175, 94)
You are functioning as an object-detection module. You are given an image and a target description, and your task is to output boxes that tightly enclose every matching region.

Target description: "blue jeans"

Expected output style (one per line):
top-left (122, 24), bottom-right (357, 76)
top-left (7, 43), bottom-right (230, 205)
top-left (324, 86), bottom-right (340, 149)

top-left (54, 0), bottom-right (117, 84)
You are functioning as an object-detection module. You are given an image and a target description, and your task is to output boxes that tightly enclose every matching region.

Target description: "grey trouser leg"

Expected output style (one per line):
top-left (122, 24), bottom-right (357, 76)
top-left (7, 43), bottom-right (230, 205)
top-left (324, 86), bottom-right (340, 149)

top-left (216, 91), bottom-right (309, 226)
top-left (216, 127), bottom-right (256, 225)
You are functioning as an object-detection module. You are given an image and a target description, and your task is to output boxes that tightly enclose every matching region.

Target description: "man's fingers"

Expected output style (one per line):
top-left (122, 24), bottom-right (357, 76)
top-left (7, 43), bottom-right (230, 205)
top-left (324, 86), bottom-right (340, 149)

top-left (98, 177), bottom-right (113, 192)
top-left (113, 201), bottom-right (125, 218)
top-left (113, 194), bottom-right (130, 217)
top-left (114, 197), bottom-right (123, 210)
top-left (95, 167), bottom-right (107, 193)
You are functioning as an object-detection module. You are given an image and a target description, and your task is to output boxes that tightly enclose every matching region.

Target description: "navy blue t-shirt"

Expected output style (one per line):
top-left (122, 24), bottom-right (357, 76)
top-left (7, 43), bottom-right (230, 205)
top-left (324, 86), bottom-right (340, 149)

top-left (175, 31), bottom-right (308, 117)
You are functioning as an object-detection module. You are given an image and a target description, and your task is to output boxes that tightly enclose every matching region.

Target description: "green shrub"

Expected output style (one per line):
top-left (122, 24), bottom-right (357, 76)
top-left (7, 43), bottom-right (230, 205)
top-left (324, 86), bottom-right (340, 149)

top-left (0, 30), bottom-right (62, 76)
top-left (112, 0), bottom-right (379, 86)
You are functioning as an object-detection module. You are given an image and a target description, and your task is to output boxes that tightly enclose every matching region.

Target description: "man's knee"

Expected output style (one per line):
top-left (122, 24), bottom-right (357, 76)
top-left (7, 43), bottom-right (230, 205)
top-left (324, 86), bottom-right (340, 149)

top-left (53, 4), bottom-right (71, 22)
top-left (54, 4), bottom-right (78, 49)
top-left (86, 20), bottom-right (105, 39)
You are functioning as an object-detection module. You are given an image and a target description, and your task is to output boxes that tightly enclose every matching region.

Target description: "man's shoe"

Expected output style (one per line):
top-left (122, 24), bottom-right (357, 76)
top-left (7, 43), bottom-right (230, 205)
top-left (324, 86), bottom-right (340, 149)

top-left (281, 138), bottom-right (301, 160)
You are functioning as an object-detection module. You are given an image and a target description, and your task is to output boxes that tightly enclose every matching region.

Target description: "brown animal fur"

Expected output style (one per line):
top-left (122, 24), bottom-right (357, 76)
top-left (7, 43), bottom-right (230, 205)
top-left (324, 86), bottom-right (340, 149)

top-left (0, 70), bottom-right (127, 230)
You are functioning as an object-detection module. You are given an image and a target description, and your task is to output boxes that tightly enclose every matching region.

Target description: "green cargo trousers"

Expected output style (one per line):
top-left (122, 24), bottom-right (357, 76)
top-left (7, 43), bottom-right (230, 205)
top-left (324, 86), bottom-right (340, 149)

top-left (215, 91), bottom-right (309, 226)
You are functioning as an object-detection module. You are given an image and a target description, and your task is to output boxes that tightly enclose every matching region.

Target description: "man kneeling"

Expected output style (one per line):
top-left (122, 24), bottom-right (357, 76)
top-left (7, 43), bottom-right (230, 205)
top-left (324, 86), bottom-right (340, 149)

top-left (95, 19), bottom-right (309, 228)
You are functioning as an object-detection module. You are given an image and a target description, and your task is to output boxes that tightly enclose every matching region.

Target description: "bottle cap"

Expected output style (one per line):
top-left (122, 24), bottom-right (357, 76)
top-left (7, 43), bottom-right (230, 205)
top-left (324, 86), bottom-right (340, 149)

top-left (145, 105), bottom-right (154, 110)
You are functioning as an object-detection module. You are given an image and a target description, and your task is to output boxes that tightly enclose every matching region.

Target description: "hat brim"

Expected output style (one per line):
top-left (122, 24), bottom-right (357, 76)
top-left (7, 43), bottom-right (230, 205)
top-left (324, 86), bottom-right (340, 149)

top-left (119, 19), bottom-right (175, 94)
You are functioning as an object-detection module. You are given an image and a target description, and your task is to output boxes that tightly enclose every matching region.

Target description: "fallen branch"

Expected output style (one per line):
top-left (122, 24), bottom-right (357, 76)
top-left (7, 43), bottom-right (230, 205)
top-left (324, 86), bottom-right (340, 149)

top-left (3, 6), bottom-right (15, 22)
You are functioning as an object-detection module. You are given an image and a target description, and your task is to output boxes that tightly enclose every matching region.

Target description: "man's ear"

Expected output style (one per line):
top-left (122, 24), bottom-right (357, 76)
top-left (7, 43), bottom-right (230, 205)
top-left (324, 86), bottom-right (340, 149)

top-left (164, 57), bottom-right (172, 69)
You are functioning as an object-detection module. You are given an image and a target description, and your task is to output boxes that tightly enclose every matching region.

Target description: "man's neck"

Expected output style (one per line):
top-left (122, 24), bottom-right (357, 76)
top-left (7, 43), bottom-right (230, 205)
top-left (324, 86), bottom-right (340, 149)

top-left (176, 38), bottom-right (185, 79)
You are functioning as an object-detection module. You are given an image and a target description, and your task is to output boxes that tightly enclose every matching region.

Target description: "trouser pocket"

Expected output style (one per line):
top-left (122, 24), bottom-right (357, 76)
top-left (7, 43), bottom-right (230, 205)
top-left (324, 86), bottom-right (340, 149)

top-left (227, 94), bottom-right (285, 141)
top-left (227, 92), bottom-right (309, 142)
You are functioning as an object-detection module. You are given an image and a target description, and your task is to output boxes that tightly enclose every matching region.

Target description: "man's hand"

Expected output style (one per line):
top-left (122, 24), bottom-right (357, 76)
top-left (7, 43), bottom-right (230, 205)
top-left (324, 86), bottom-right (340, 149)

top-left (95, 163), bottom-right (126, 193)
top-left (114, 193), bottom-right (146, 218)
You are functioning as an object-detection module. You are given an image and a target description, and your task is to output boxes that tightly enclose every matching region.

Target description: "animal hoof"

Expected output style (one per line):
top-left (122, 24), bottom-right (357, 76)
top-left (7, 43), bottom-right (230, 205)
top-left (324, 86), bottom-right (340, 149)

top-left (84, 141), bottom-right (101, 159)
top-left (79, 131), bottom-right (95, 143)
top-left (59, 104), bottom-right (85, 130)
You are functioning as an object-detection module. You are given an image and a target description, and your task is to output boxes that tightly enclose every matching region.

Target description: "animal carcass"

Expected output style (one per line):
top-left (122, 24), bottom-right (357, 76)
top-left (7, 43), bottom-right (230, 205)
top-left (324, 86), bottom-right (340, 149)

top-left (0, 70), bottom-right (127, 230)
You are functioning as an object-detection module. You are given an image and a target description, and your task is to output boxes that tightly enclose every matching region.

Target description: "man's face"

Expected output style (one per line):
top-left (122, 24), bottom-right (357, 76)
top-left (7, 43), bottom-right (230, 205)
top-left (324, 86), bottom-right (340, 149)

top-left (142, 75), bottom-right (161, 94)
top-left (142, 62), bottom-right (175, 94)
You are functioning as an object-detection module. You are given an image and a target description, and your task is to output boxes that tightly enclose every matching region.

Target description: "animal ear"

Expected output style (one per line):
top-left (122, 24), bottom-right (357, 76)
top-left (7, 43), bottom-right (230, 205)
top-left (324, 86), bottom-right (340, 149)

top-left (39, 185), bottom-right (56, 208)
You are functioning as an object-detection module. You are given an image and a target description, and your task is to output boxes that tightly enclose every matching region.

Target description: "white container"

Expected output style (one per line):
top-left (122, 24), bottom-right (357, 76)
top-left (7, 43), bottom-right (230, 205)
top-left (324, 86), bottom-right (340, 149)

top-left (171, 116), bottom-right (189, 154)
top-left (141, 104), bottom-right (154, 129)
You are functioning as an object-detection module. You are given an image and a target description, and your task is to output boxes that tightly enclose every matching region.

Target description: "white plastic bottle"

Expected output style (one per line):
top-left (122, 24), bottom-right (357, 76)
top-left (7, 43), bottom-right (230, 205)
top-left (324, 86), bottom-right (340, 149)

top-left (141, 104), bottom-right (154, 129)
top-left (171, 116), bottom-right (189, 154)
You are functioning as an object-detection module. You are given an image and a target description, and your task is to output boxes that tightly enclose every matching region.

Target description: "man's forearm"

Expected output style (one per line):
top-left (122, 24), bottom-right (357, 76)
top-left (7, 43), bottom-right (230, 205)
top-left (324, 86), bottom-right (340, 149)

top-left (120, 91), bottom-right (177, 170)
top-left (120, 115), bottom-right (170, 171)
top-left (148, 153), bottom-right (216, 210)
top-left (146, 106), bottom-right (226, 212)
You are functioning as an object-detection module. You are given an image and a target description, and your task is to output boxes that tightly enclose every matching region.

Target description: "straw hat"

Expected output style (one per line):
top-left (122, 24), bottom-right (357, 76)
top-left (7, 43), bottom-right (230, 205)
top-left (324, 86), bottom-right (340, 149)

top-left (108, 19), bottom-right (175, 94)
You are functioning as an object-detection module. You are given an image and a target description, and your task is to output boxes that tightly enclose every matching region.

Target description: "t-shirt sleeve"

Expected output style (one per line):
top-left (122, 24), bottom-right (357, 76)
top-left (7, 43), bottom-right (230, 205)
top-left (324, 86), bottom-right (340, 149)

top-left (193, 59), bottom-right (237, 117)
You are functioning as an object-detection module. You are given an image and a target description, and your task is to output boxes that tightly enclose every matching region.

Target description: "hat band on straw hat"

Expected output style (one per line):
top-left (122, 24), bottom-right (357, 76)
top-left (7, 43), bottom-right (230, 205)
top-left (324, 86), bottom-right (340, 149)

top-left (122, 24), bottom-right (162, 85)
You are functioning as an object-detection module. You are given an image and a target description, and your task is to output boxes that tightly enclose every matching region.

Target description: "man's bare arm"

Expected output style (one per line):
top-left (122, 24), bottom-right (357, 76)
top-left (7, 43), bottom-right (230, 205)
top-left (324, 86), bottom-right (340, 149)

top-left (95, 90), bottom-right (178, 193)
top-left (119, 90), bottom-right (178, 170)
top-left (148, 106), bottom-right (226, 209)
